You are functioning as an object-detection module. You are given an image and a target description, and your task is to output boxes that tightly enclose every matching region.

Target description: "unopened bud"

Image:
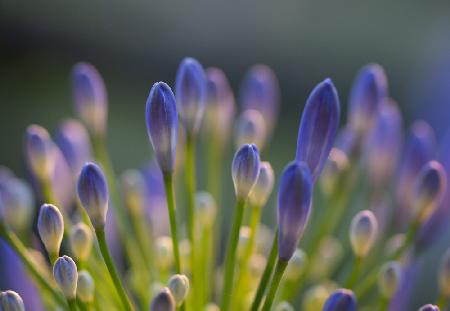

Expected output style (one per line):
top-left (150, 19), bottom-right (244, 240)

top-left (150, 287), bottom-right (176, 311)
top-left (77, 270), bottom-right (94, 303)
top-left (378, 261), bottom-right (402, 298)
top-left (70, 223), bottom-right (93, 262)
top-left (168, 274), bottom-right (189, 306)
top-left (0, 290), bottom-right (25, 311)
top-left (53, 255), bottom-right (78, 299)
top-left (37, 204), bottom-right (64, 261)
top-left (350, 210), bottom-right (378, 258)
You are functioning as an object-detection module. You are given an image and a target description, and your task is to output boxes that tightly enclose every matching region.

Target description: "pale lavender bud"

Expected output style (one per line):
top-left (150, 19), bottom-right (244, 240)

top-left (249, 161), bottom-right (275, 207)
top-left (378, 261), bottom-right (402, 299)
top-left (24, 124), bottom-right (55, 181)
top-left (235, 109), bottom-right (267, 150)
top-left (77, 270), bottom-right (94, 303)
top-left (70, 223), bottom-right (93, 262)
top-left (37, 204), bottom-right (64, 260)
top-left (53, 255), bottom-right (78, 299)
top-left (0, 290), bottom-right (25, 311)
top-left (349, 210), bottom-right (378, 257)
top-left (168, 274), bottom-right (190, 306)
top-left (231, 144), bottom-right (261, 200)
top-left (150, 287), bottom-right (176, 311)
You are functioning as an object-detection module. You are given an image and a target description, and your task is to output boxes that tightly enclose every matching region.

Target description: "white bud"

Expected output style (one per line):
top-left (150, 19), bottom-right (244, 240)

top-left (168, 274), bottom-right (189, 306)
top-left (70, 223), bottom-right (93, 262)
top-left (77, 270), bottom-right (95, 302)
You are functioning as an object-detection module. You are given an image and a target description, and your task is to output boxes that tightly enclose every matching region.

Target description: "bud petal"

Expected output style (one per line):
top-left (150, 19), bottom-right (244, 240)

top-left (168, 274), bottom-right (190, 306)
top-left (349, 210), bottom-right (378, 257)
top-left (378, 261), bottom-right (402, 299)
top-left (231, 144), bottom-right (261, 200)
top-left (37, 204), bottom-right (64, 259)
top-left (0, 290), bottom-right (25, 311)
top-left (70, 223), bottom-right (93, 262)
top-left (24, 124), bottom-right (55, 180)
top-left (53, 255), bottom-right (78, 299)
top-left (77, 270), bottom-right (94, 303)
top-left (249, 161), bottom-right (275, 207)
top-left (150, 287), bottom-right (176, 311)
top-left (322, 288), bottom-right (357, 311)
top-left (235, 109), bottom-right (267, 150)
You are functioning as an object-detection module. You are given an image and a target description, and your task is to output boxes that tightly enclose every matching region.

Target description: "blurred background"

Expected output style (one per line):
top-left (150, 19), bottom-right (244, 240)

top-left (1, 0), bottom-right (450, 309)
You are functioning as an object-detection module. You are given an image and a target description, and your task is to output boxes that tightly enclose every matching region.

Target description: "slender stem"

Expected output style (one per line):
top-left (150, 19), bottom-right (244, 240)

top-left (68, 298), bottom-right (78, 311)
top-left (251, 230), bottom-right (279, 311)
top-left (221, 198), bottom-right (246, 311)
top-left (345, 256), bottom-right (362, 289)
top-left (95, 227), bottom-right (134, 311)
top-left (437, 292), bottom-right (447, 310)
top-left (76, 299), bottom-right (90, 311)
top-left (163, 173), bottom-right (182, 273)
top-left (261, 259), bottom-right (288, 311)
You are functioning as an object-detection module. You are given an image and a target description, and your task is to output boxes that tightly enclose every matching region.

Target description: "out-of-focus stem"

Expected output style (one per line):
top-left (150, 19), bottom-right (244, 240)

top-left (261, 258), bottom-right (288, 311)
top-left (345, 255), bottom-right (362, 289)
top-left (68, 298), bottom-right (78, 311)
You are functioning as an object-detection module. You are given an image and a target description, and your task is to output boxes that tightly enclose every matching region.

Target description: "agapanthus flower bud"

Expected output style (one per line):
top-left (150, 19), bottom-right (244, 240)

top-left (155, 236), bottom-right (174, 270)
top-left (70, 223), bottom-right (93, 262)
top-left (412, 161), bottom-right (446, 220)
top-left (302, 285), bottom-right (330, 311)
top-left (71, 62), bottom-right (108, 138)
top-left (196, 191), bottom-right (217, 228)
top-left (77, 270), bottom-right (94, 303)
top-left (439, 248), bottom-right (450, 297)
top-left (0, 290), bottom-right (25, 311)
top-left (240, 65), bottom-right (280, 136)
top-left (168, 274), bottom-right (190, 306)
top-left (77, 162), bottom-right (109, 229)
top-left (296, 79), bottom-right (340, 183)
top-left (24, 124), bottom-right (55, 180)
top-left (37, 204), bottom-right (64, 260)
top-left (249, 161), bottom-right (274, 207)
top-left (121, 169), bottom-right (146, 214)
top-left (378, 261), bottom-right (402, 299)
top-left (231, 144), bottom-right (261, 200)
top-left (175, 57), bottom-right (207, 136)
top-left (235, 109), bottom-right (267, 150)
top-left (322, 289), bottom-right (357, 311)
top-left (55, 119), bottom-right (92, 176)
top-left (150, 287), bottom-right (176, 311)
top-left (418, 305), bottom-right (440, 311)
top-left (285, 248), bottom-right (307, 281)
top-left (349, 210), bottom-right (378, 257)
top-left (277, 161), bottom-right (313, 261)
top-left (146, 82), bottom-right (178, 175)
top-left (310, 236), bottom-right (343, 279)
top-left (205, 303), bottom-right (220, 311)
top-left (53, 255), bottom-right (78, 299)
top-left (274, 301), bottom-right (294, 311)
top-left (320, 148), bottom-right (349, 195)
top-left (348, 64), bottom-right (388, 135)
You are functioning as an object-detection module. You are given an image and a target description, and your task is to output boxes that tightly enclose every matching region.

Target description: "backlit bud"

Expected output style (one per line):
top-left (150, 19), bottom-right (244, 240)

top-left (439, 248), bottom-right (450, 297)
top-left (310, 237), bottom-right (343, 280)
top-left (350, 210), bottom-right (378, 257)
top-left (231, 144), bottom-right (261, 200)
top-left (70, 223), bottom-right (93, 262)
top-left (37, 204), bottom-right (64, 260)
top-left (323, 289), bottom-right (357, 311)
top-left (235, 109), bottom-right (267, 150)
top-left (277, 161), bottom-right (313, 261)
top-left (196, 191), bottom-right (217, 228)
top-left (146, 82), bottom-right (178, 174)
top-left (53, 255), bottom-right (78, 299)
top-left (150, 287), bottom-right (176, 311)
top-left (77, 270), bottom-right (94, 303)
top-left (168, 274), bottom-right (189, 306)
top-left (274, 301), bottom-right (294, 311)
top-left (418, 305), bottom-right (440, 311)
top-left (320, 148), bottom-right (348, 195)
top-left (77, 162), bottom-right (109, 228)
top-left (24, 124), bottom-right (55, 180)
top-left (0, 178), bottom-right (34, 232)
top-left (155, 236), bottom-right (174, 270)
top-left (296, 79), bottom-right (340, 183)
top-left (0, 290), bottom-right (25, 311)
top-left (378, 261), bottom-right (402, 299)
top-left (285, 248), bottom-right (307, 281)
top-left (121, 169), bottom-right (146, 214)
top-left (249, 161), bottom-right (275, 207)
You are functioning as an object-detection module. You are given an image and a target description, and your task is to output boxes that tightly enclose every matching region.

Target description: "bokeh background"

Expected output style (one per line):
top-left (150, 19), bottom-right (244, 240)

top-left (1, 0), bottom-right (450, 309)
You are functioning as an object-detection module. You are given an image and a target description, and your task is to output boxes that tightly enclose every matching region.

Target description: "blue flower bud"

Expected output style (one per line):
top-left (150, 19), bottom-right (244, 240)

top-left (349, 210), bottom-right (378, 257)
top-left (378, 261), bottom-right (402, 299)
top-left (55, 119), bottom-right (92, 176)
top-left (296, 79), bottom-right (340, 183)
top-left (37, 204), bottom-right (64, 260)
top-left (0, 290), bottom-right (25, 311)
top-left (249, 161), bottom-right (275, 207)
top-left (322, 289), bottom-right (357, 311)
top-left (418, 304), bottom-right (440, 311)
top-left (231, 144), bottom-right (261, 200)
top-left (146, 82), bottom-right (178, 175)
top-left (77, 270), bottom-right (94, 303)
top-left (77, 162), bottom-right (109, 228)
top-left (240, 65), bottom-right (280, 136)
top-left (24, 124), bottom-right (55, 180)
top-left (348, 64), bottom-right (388, 135)
top-left (71, 62), bottom-right (108, 138)
top-left (150, 287), bottom-right (176, 311)
top-left (53, 255), bottom-right (78, 299)
top-left (235, 109), bottom-right (267, 150)
top-left (277, 161), bottom-right (313, 261)
top-left (175, 57), bottom-right (207, 136)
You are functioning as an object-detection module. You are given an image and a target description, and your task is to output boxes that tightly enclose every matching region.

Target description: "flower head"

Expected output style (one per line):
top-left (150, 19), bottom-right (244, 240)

top-left (231, 144), bottom-right (261, 200)
top-left (349, 210), bottom-right (378, 257)
top-left (37, 204), bottom-right (64, 260)
top-left (322, 289), bottom-right (357, 311)
top-left (0, 290), bottom-right (25, 311)
top-left (53, 255), bottom-right (78, 299)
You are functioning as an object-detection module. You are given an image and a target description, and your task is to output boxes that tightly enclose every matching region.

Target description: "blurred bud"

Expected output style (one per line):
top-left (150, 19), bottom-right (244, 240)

top-left (121, 169), bottom-right (146, 214)
top-left (323, 288), bottom-right (357, 311)
top-left (53, 255), bottom-right (78, 299)
top-left (24, 124), bottom-right (55, 180)
top-left (249, 253), bottom-right (266, 279)
top-left (37, 204), bottom-right (64, 260)
top-left (196, 191), bottom-right (216, 228)
top-left (296, 79), bottom-right (340, 183)
top-left (155, 236), bottom-right (174, 270)
top-left (146, 82), bottom-right (179, 175)
top-left (384, 234), bottom-right (405, 258)
top-left (205, 303), bottom-right (220, 311)
top-left (348, 64), bottom-right (388, 135)
top-left (231, 144), bottom-right (261, 200)
top-left (277, 161), bottom-right (313, 261)
top-left (274, 301), bottom-right (294, 311)
top-left (168, 274), bottom-right (189, 306)
top-left (285, 248), bottom-right (307, 281)
top-left (439, 248), bottom-right (450, 297)
top-left (55, 119), bottom-right (92, 176)
top-left (378, 261), bottom-right (402, 299)
top-left (150, 287), bottom-right (176, 311)
top-left (320, 148), bottom-right (349, 195)
top-left (412, 161), bottom-right (446, 221)
top-left (77, 270), bottom-right (94, 303)
top-left (77, 162), bottom-right (109, 229)
top-left (255, 224), bottom-right (274, 254)
top-left (335, 126), bottom-right (358, 156)
top-left (363, 100), bottom-right (402, 187)
top-left (204, 67), bottom-right (235, 144)
top-left (310, 236), bottom-right (343, 280)
top-left (71, 62), bottom-right (107, 138)
top-left (0, 290), bottom-right (25, 311)
top-left (240, 65), bottom-right (280, 136)
top-left (302, 285), bottom-right (330, 311)
top-left (235, 109), bottom-right (267, 150)
top-left (70, 223), bottom-right (93, 262)
top-left (249, 161), bottom-right (274, 207)
top-left (175, 57), bottom-right (207, 136)
top-left (237, 226), bottom-right (251, 259)
top-left (418, 305), bottom-right (440, 311)
top-left (350, 210), bottom-right (378, 258)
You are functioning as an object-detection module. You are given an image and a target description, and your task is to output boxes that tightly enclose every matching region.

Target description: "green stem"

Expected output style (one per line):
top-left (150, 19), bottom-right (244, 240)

top-left (251, 230), bottom-right (279, 311)
top-left (261, 259), bottom-right (288, 311)
top-left (76, 299), bottom-right (90, 311)
top-left (68, 298), bottom-right (78, 311)
top-left (221, 198), bottom-right (246, 311)
top-left (437, 292), bottom-right (447, 310)
top-left (95, 227), bottom-right (134, 311)
top-left (345, 256), bottom-right (362, 289)
top-left (163, 173), bottom-right (182, 273)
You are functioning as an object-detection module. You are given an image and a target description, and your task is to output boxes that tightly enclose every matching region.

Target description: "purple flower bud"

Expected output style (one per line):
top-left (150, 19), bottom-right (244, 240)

top-left (53, 255), bottom-right (78, 299)
top-left (0, 290), bottom-right (25, 311)
top-left (71, 62), bottom-right (108, 137)
top-left (349, 210), bottom-right (378, 257)
top-left (175, 57), bottom-right (207, 136)
top-left (150, 287), bottom-right (176, 311)
top-left (322, 289), bottom-right (357, 311)
top-left (277, 161), bottom-right (312, 261)
top-left (146, 82), bottom-right (178, 175)
top-left (55, 119), bottom-right (92, 176)
top-left (240, 65), bottom-right (280, 136)
top-left (77, 162), bottom-right (109, 228)
top-left (24, 125), bottom-right (55, 181)
top-left (37, 204), bottom-right (64, 259)
top-left (348, 64), bottom-right (388, 135)
top-left (418, 304), bottom-right (440, 311)
top-left (296, 79), bottom-right (340, 183)
top-left (231, 144), bottom-right (261, 200)
top-left (235, 109), bottom-right (267, 150)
